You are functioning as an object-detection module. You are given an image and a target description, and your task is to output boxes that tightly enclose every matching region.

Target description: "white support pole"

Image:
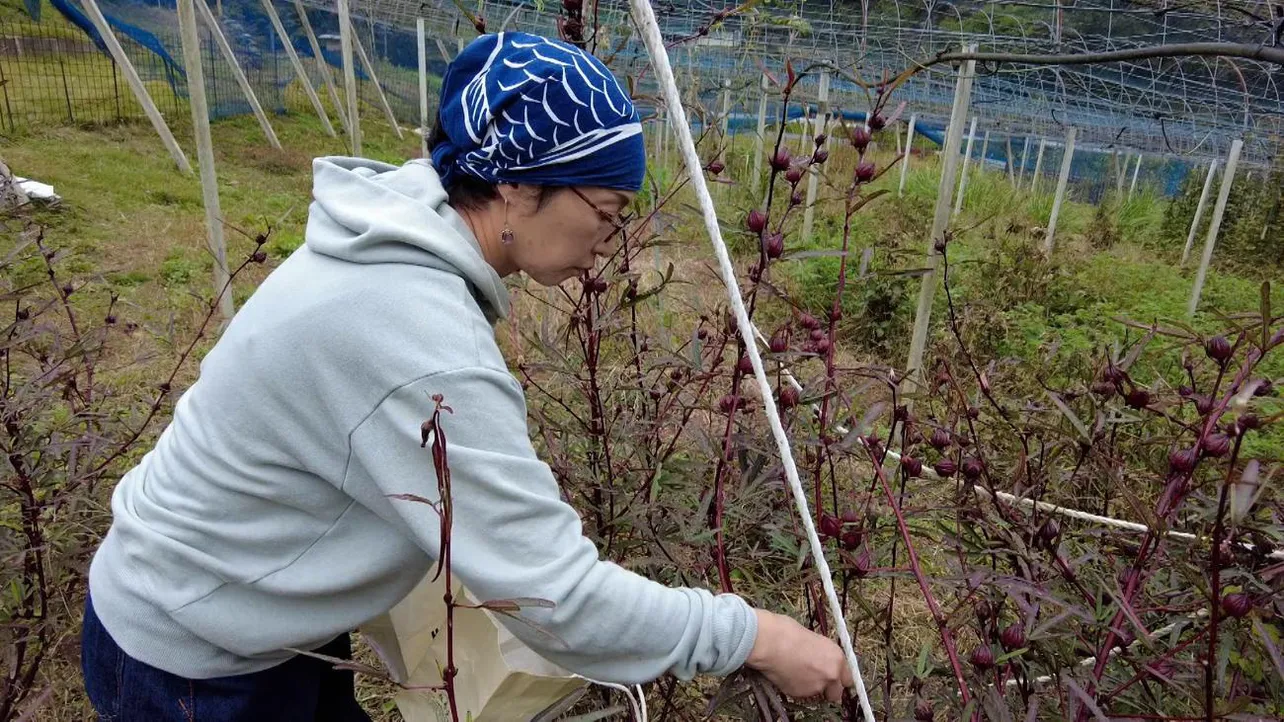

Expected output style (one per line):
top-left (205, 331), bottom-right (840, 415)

top-left (1117, 151), bottom-right (1129, 196)
top-left (261, 0), bottom-right (334, 136)
top-left (352, 32), bottom-right (404, 139)
top-left (1044, 126), bottom-right (1077, 255)
top-left (1005, 136), bottom-right (1016, 185)
top-left (898, 113), bottom-right (917, 198)
top-left (1188, 140), bottom-right (1243, 316)
top-left (417, 17), bottom-right (429, 156)
top-left (802, 70), bottom-right (829, 243)
top-left (952, 115), bottom-right (978, 217)
top-left (751, 72), bottom-right (768, 197)
top-left (338, 0), bottom-right (360, 155)
top-left (1031, 138), bottom-right (1047, 191)
top-left (177, 0), bottom-right (234, 321)
top-left (905, 45), bottom-right (975, 385)
top-left (1182, 159), bottom-right (1218, 265)
top-left (1017, 135), bottom-right (1030, 187)
top-left (195, 0), bottom-right (282, 149)
top-left (81, 0), bottom-right (191, 173)
top-left (293, 0), bottom-right (348, 135)
top-left (894, 120), bottom-right (902, 156)
top-left (1128, 152), bottom-right (1143, 198)
top-left (978, 128), bottom-right (990, 167)
top-left (718, 78), bottom-right (731, 165)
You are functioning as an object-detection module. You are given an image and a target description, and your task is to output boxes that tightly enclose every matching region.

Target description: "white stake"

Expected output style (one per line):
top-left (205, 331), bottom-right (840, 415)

top-left (1017, 135), bottom-right (1030, 187)
top-left (802, 70), bottom-right (829, 243)
top-left (338, 0), bottom-right (360, 155)
top-left (898, 113), bottom-right (917, 197)
top-left (1031, 138), bottom-right (1046, 192)
top-left (293, 0), bottom-right (348, 135)
top-left (262, 0), bottom-right (334, 136)
top-left (81, 0), bottom-right (190, 173)
top-left (1182, 159), bottom-right (1218, 266)
top-left (906, 44), bottom-right (976, 385)
top-left (751, 72), bottom-right (768, 197)
top-left (952, 116), bottom-right (978, 217)
top-left (177, 0), bottom-right (234, 320)
top-left (195, 0), bottom-right (281, 149)
top-left (1129, 152), bottom-right (1142, 198)
top-left (1044, 126), bottom-right (1077, 255)
top-left (1188, 139), bottom-right (1243, 316)
top-left (417, 17), bottom-right (429, 156)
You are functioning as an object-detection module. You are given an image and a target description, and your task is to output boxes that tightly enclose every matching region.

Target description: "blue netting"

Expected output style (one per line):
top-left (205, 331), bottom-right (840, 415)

top-left (49, 0), bottom-right (185, 97)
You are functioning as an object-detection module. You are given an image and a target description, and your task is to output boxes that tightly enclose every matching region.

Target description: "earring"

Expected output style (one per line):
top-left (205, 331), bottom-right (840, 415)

top-left (500, 198), bottom-right (515, 245)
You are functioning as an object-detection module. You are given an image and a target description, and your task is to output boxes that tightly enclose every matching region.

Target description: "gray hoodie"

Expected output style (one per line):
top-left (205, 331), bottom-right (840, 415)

top-left (87, 157), bottom-right (757, 682)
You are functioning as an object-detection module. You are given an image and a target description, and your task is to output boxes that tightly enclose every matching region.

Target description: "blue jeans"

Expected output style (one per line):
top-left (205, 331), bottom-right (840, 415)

top-left (81, 594), bottom-right (373, 721)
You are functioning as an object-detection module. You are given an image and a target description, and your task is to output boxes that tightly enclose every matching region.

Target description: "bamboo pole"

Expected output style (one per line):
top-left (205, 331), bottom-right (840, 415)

top-left (1182, 159), bottom-right (1218, 265)
top-left (195, 0), bottom-right (281, 149)
top-left (751, 72), bottom-right (768, 198)
top-left (802, 70), bottom-right (829, 243)
top-left (898, 113), bottom-right (917, 197)
top-left (338, 0), bottom-right (360, 155)
top-left (952, 116), bottom-right (978, 217)
top-left (293, 0), bottom-right (348, 135)
top-left (1044, 126), bottom-right (1077, 255)
top-left (352, 32), bottom-right (403, 139)
top-left (905, 45), bottom-right (976, 387)
top-left (418, 17), bottom-right (429, 156)
top-left (177, 0), bottom-right (235, 320)
top-left (81, 0), bottom-right (190, 173)
top-left (1188, 139), bottom-right (1243, 316)
top-left (261, 0), bottom-right (334, 136)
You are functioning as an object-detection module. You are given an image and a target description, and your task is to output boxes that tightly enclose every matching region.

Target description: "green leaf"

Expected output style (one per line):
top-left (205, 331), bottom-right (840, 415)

top-left (995, 647), bottom-right (1028, 664)
top-left (915, 641), bottom-right (932, 678)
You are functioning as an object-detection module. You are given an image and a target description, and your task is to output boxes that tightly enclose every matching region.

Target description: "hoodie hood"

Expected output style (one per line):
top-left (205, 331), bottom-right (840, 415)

top-left (305, 157), bottom-right (510, 319)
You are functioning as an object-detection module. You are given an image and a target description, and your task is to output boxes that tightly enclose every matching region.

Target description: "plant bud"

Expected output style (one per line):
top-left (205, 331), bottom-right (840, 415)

top-left (251, 250), bottom-right (267, 264)
top-left (1178, 385), bottom-right (1194, 397)
top-left (718, 395), bottom-right (737, 413)
top-left (1125, 388), bottom-right (1151, 409)
top-left (961, 456), bottom-right (984, 480)
top-left (815, 338), bottom-right (831, 354)
top-left (929, 428), bottom-right (951, 450)
top-left (697, 328), bottom-right (708, 341)
top-left (790, 191), bottom-right (803, 206)
top-left (1221, 592), bottom-right (1251, 618)
top-left (105, 314), bottom-right (117, 325)
top-left (1101, 364), bottom-right (1125, 384)
top-left (769, 329), bottom-right (789, 353)
top-left (868, 113), bottom-right (886, 131)
top-left (1037, 518), bottom-right (1060, 546)
top-left (1204, 335), bottom-right (1232, 364)
top-left (810, 328), bottom-right (825, 342)
top-left (1194, 394), bottom-right (1215, 415)
top-left (799, 313), bottom-right (820, 330)
top-left (814, 133), bottom-right (827, 146)
top-left (746, 209), bottom-right (767, 233)
top-left (966, 405), bottom-right (980, 420)
top-left (764, 233), bottom-right (784, 259)
top-left (778, 386), bottom-right (799, 408)
top-left (811, 149), bottom-right (829, 164)
top-left (562, 0), bottom-right (582, 11)
top-left (913, 699), bottom-right (934, 722)
top-left (841, 530), bottom-right (861, 551)
top-left (975, 599), bottom-right (993, 622)
top-left (705, 159), bottom-right (725, 175)
top-left (1237, 413), bottom-right (1260, 431)
top-left (850, 126), bottom-right (871, 151)
top-left (62, 283), bottom-right (74, 297)
top-left (1169, 447), bottom-right (1198, 473)
top-left (819, 513), bottom-right (841, 538)
top-left (901, 456), bottom-right (923, 477)
top-left (1201, 433), bottom-right (1231, 457)
top-left (15, 307), bottom-right (28, 321)
top-left (649, 387), bottom-right (663, 401)
top-left (851, 545), bottom-right (872, 577)
top-left (854, 161), bottom-right (876, 183)
top-left (785, 166), bottom-right (804, 184)
top-left (1252, 379), bottom-right (1273, 397)
top-left (1090, 380), bottom-right (1116, 396)
top-left (737, 355), bottom-right (754, 375)
top-left (933, 459), bottom-right (957, 477)
top-left (770, 148), bottom-right (792, 171)
top-left (969, 645), bottom-right (995, 671)
top-left (1000, 624), bottom-right (1026, 651)
top-left (592, 278), bottom-right (608, 294)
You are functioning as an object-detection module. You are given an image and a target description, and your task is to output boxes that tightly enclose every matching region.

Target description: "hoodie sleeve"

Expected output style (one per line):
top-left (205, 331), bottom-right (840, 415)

top-left (343, 365), bottom-right (758, 684)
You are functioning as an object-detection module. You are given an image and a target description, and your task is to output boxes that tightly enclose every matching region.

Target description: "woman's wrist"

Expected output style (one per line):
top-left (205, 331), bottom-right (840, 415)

top-left (746, 609), bottom-right (776, 669)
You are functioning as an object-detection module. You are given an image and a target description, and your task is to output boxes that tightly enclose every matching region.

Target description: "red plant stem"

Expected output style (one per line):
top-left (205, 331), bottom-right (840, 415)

top-left (864, 443), bottom-right (972, 709)
top-left (1203, 433), bottom-right (1243, 721)
top-left (1104, 624), bottom-right (1211, 701)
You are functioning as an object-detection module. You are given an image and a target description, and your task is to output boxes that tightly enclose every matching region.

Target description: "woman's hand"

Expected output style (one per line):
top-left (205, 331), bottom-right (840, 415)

top-left (745, 608), bottom-right (854, 702)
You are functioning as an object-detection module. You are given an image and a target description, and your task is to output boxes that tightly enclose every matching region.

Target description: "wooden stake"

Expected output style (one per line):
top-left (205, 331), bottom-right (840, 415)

top-left (1117, 151), bottom-right (1129, 196)
top-left (978, 128), bottom-right (990, 166)
top-left (1031, 138), bottom-right (1047, 192)
top-left (1017, 136), bottom-right (1030, 187)
top-left (1044, 126), bottom-right (1077, 255)
top-left (418, 17), bottom-right (429, 156)
top-left (1182, 159), bottom-right (1218, 265)
top-left (81, 0), bottom-right (190, 173)
top-left (261, 0), bottom-right (334, 136)
top-left (898, 113), bottom-right (917, 197)
top-left (802, 70), bottom-right (829, 243)
top-left (352, 32), bottom-right (403, 139)
top-left (177, 0), bottom-right (234, 320)
top-left (751, 72), bottom-right (768, 197)
top-left (1005, 135), bottom-right (1015, 185)
top-left (1188, 140), bottom-right (1243, 316)
top-left (905, 45), bottom-right (975, 386)
top-left (952, 116), bottom-right (977, 217)
top-left (718, 78), bottom-right (731, 165)
top-left (1129, 152), bottom-right (1142, 198)
top-left (293, 0), bottom-right (348, 135)
top-left (195, 0), bottom-right (281, 149)
top-left (338, 0), bottom-right (360, 155)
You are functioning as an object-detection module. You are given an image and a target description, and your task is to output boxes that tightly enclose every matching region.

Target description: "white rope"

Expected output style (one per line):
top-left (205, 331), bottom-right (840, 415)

top-left (751, 326), bottom-right (1284, 561)
top-left (575, 676), bottom-right (646, 721)
top-left (628, 3), bottom-right (875, 720)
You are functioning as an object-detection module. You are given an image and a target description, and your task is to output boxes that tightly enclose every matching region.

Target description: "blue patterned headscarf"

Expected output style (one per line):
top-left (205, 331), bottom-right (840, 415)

top-left (431, 32), bottom-right (646, 193)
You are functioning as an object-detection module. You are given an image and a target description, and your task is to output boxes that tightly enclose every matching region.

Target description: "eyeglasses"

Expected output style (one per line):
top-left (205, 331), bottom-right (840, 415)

top-left (569, 187), bottom-right (633, 236)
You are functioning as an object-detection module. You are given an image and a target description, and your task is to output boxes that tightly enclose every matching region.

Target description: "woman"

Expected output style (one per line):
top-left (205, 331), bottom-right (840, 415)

top-left (81, 31), bottom-right (853, 720)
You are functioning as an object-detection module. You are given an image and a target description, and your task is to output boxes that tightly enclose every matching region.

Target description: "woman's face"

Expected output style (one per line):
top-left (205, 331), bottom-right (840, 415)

top-left (501, 185), bottom-right (635, 287)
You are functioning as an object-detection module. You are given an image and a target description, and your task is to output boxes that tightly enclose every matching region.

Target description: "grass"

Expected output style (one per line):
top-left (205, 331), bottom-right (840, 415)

top-left (4, 109), bottom-right (1281, 720)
